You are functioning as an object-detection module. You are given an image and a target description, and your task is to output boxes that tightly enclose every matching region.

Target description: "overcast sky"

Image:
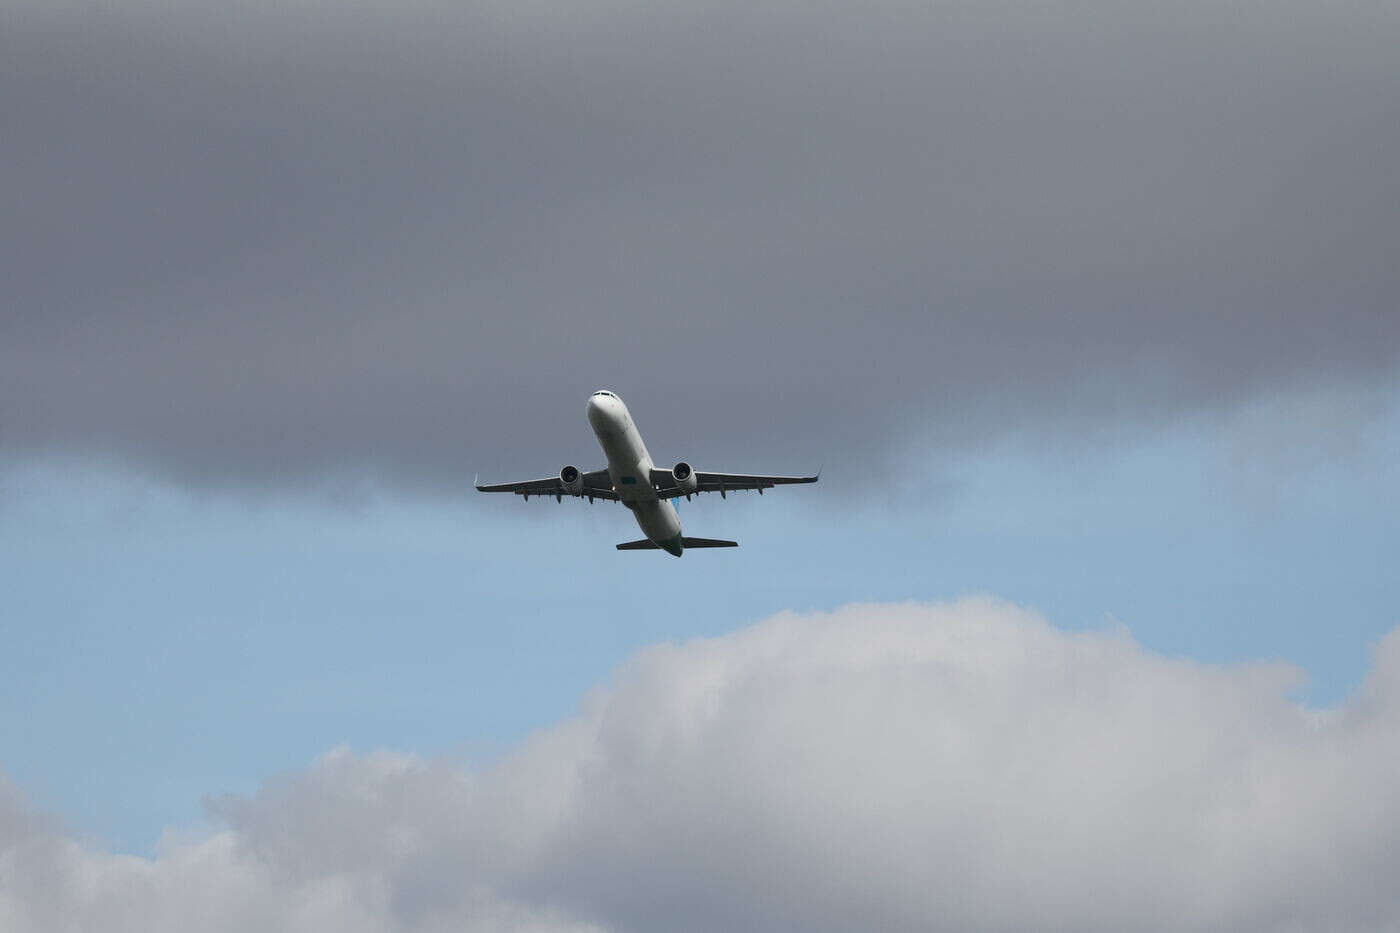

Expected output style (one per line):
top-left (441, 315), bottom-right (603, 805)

top-left (2, 0), bottom-right (1398, 929)
top-left (4, 0), bottom-right (1397, 489)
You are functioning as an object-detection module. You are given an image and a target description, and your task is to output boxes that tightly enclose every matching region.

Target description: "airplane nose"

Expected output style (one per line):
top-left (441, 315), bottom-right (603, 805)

top-left (586, 392), bottom-right (611, 426)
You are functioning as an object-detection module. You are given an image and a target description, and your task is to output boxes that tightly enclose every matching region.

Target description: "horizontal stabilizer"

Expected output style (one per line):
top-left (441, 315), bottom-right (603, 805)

top-left (615, 537), bottom-right (739, 551)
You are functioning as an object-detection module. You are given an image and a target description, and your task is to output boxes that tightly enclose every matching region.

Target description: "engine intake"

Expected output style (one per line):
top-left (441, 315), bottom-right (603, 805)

top-left (559, 465), bottom-right (584, 495)
top-left (672, 461), bottom-right (698, 495)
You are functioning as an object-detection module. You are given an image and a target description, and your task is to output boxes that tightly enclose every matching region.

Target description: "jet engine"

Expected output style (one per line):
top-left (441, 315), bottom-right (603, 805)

top-left (672, 461), bottom-right (698, 495)
top-left (559, 465), bottom-right (584, 496)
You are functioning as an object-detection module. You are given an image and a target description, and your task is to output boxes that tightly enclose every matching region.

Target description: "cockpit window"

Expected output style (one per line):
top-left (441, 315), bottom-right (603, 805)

top-left (593, 390), bottom-right (615, 398)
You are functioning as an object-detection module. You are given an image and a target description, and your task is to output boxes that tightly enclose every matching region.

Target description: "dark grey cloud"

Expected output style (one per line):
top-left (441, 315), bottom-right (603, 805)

top-left (4, 0), bottom-right (1397, 492)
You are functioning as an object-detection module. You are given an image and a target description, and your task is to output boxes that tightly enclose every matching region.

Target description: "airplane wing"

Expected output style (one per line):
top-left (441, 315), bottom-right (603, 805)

top-left (475, 469), bottom-right (619, 501)
top-left (648, 468), bottom-right (819, 499)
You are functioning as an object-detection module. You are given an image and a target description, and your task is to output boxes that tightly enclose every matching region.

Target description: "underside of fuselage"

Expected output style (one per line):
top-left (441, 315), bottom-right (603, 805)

top-left (587, 390), bottom-right (684, 555)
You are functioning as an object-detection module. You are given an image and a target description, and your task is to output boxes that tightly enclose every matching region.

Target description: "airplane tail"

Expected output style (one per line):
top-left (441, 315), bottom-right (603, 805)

top-left (616, 537), bottom-right (738, 550)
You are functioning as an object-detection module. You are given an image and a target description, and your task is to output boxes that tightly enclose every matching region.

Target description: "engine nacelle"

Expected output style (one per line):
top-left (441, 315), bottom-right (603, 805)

top-left (672, 461), bottom-right (698, 495)
top-left (559, 464), bottom-right (584, 496)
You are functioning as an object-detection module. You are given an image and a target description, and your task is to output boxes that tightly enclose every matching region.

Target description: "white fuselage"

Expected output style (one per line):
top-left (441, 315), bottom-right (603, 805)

top-left (586, 391), bottom-right (684, 554)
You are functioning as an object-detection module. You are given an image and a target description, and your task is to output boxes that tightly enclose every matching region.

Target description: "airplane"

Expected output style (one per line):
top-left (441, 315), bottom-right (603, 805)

top-left (475, 390), bottom-right (818, 555)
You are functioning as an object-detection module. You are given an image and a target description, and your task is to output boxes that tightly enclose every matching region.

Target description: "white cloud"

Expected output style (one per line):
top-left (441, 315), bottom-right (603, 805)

top-left (5, 597), bottom-right (1400, 931)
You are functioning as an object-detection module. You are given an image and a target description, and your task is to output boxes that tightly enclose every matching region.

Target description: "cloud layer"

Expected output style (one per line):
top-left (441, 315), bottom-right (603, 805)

top-left (4, 0), bottom-right (1398, 490)
top-left (5, 598), bottom-right (1400, 931)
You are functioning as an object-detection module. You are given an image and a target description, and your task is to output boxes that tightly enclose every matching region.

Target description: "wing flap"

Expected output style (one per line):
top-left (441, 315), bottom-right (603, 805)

top-left (476, 469), bottom-right (618, 500)
top-left (648, 468), bottom-right (819, 499)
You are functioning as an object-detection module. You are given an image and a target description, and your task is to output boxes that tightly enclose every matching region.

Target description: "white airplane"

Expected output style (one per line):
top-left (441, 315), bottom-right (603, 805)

top-left (476, 390), bottom-right (818, 555)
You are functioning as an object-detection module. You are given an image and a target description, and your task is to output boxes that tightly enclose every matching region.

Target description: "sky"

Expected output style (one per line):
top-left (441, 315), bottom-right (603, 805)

top-left (2, 0), bottom-right (1399, 929)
